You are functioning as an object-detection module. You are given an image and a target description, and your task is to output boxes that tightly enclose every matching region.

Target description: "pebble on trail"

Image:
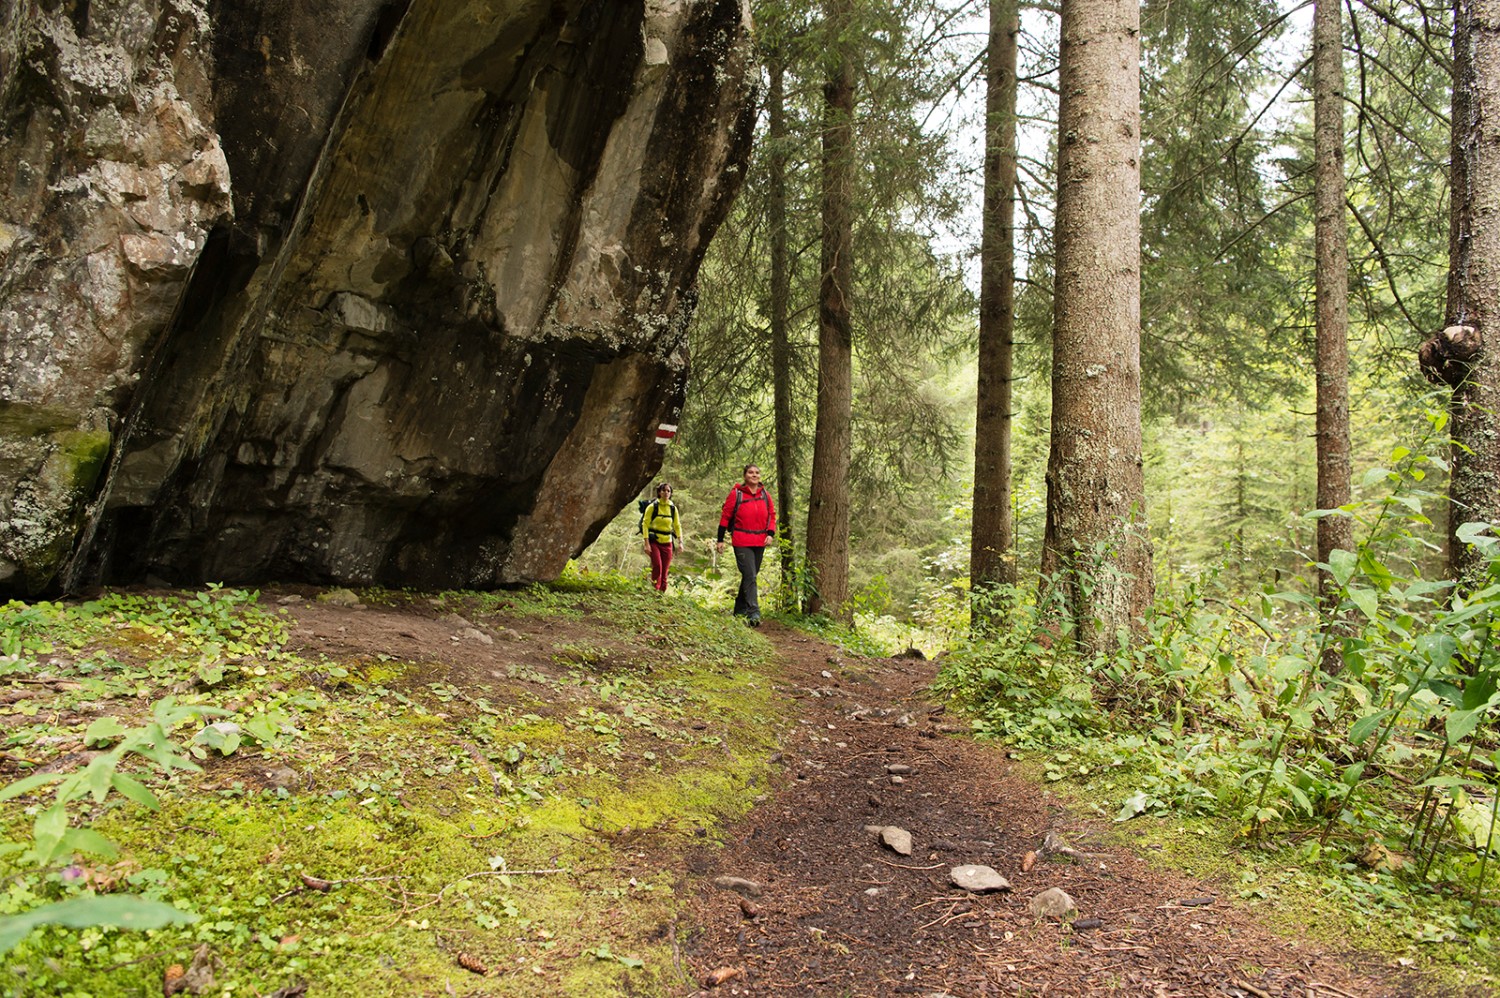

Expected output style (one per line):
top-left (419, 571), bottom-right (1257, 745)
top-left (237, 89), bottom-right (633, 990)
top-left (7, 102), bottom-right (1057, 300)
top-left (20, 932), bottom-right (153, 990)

top-left (949, 865), bottom-right (1012, 894)
top-left (712, 876), bottom-right (763, 897)
top-left (879, 825), bottom-right (914, 856)
top-left (1029, 887), bottom-right (1078, 919)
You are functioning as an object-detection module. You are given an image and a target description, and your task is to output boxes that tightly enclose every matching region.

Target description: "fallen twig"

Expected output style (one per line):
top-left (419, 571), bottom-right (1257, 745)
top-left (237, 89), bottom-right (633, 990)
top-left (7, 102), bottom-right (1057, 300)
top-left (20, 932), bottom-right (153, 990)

top-left (916, 901), bottom-right (962, 930)
top-left (456, 740), bottom-right (502, 795)
top-left (271, 873), bottom-right (409, 904)
top-left (669, 918), bottom-right (683, 979)
top-left (460, 827), bottom-right (506, 841)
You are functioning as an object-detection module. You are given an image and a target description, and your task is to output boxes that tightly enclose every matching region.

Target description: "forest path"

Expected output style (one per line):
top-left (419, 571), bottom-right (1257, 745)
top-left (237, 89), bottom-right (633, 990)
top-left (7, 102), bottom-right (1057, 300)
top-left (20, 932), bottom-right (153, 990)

top-left (677, 621), bottom-right (1399, 998)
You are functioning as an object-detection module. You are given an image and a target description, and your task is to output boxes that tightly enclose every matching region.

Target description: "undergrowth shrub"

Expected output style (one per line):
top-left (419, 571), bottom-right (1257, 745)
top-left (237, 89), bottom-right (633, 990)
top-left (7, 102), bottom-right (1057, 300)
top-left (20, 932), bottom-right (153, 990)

top-left (935, 426), bottom-right (1500, 946)
top-left (932, 582), bottom-right (1106, 746)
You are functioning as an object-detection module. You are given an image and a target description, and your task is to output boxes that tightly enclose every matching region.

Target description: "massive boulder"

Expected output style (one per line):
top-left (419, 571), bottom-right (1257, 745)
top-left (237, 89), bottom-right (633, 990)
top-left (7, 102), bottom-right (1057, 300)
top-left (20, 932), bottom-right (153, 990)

top-left (0, 0), bottom-right (755, 594)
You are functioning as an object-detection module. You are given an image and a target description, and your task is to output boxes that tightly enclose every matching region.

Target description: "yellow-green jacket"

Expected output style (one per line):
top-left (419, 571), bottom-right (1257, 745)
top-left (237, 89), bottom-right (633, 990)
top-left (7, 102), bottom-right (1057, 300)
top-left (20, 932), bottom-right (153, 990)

top-left (641, 499), bottom-right (682, 544)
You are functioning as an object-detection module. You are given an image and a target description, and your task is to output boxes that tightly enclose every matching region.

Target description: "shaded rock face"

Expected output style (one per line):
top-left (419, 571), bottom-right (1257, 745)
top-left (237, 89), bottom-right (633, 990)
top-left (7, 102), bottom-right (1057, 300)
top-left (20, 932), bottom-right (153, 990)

top-left (0, 0), bottom-right (756, 594)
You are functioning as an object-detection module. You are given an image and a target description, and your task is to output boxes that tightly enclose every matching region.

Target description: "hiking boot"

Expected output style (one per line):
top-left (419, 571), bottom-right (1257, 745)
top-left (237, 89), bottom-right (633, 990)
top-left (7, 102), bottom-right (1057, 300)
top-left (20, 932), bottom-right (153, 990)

top-left (748, 615), bottom-right (761, 627)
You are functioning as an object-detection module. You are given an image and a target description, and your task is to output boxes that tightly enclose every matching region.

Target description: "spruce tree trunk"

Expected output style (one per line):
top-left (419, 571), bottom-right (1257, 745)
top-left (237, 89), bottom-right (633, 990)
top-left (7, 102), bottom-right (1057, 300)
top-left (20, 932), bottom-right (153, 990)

top-left (1442, 0), bottom-right (1500, 586)
top-left (768, 55), bottom-right (799, 612)
top-left (1041, 0), bottom-right (1153, 650)
top-left (970, 0), bottom-right (1021, 633)
top-left (806, 0), bottom-right (855, 623)
top-left (1313, 0), bottom-right (1354, 653)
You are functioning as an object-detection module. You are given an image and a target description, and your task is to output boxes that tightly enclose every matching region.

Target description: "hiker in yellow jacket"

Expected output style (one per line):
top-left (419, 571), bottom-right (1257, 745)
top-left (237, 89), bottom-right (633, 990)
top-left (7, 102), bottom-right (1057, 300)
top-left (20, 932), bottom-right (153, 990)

top-left (641, 482), bottom-right (683, 592)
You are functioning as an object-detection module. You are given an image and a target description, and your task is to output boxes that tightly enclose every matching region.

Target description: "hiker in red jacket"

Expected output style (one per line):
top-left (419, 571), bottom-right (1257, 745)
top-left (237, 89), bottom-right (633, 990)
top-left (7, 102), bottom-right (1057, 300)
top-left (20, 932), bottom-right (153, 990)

top-left (716, 464), bottom-right (776, 626)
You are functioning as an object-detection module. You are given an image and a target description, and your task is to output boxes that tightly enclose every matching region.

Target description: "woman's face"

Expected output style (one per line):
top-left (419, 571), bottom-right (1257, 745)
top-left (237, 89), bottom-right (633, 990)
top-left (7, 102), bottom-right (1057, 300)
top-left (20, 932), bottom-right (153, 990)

top-left (657, 485), bottom-right (672, 499)
top-left (743, 466), bottom-right (762, 488)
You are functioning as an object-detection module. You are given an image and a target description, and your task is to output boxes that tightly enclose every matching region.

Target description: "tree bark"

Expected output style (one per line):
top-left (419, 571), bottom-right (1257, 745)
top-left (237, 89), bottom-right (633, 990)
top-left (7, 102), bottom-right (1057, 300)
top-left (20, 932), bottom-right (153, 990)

top-left (767, 53), bottom-right (800, 612)
top-left (1441, 0), bottom-right (1500, 587)
top-left (1041, 0), bottom-right (1153, 650)
top-left (1313, 0), bottom-right (1354, 650)
top-left (806, 0), bottom-right (855, 623)
top-left (970, 0), bottom-right (1021, 633)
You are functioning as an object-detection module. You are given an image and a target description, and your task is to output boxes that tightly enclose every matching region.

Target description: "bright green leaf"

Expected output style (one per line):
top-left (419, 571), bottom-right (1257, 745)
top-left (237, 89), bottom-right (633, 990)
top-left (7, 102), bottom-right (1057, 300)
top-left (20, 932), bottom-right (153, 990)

top-left (1349, 709), bottom-right (1394, 745)
top-left (63, 826), bottom-right (118, 860)
top-left (1327, 549), bottom-right (1357, 588)
top-left (0, 772), bottom-right (66, 802)
top-left (109, 773), bottom-right (159, 811)
top-left (1347, 588), bottom-right (1379, 620)
top-left (1116, 791), bottom-right (1151, 821)
top-left (1446, 708), bottom-right (1490, 747)
top-left (0, 895), bottom-right (197, 955)
top-left (83, 717), bottom-right (127, 748)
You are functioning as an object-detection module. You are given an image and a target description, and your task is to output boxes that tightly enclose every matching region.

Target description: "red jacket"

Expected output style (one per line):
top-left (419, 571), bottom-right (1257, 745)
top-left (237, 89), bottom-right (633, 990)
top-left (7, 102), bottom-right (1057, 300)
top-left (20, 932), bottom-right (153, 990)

top-left (718, 484), bottom-right (776, 548)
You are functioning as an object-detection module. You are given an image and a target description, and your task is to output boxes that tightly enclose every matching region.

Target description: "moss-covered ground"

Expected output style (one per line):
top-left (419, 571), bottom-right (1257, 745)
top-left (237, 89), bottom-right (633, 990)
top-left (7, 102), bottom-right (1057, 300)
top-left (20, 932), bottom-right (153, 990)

top-left (0, 579), bottom-right (782, 996)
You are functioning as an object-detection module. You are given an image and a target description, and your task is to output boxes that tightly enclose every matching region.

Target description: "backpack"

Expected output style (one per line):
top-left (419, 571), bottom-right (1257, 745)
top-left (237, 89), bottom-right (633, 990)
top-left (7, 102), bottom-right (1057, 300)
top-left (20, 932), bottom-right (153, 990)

top-left (639, 498), bottom-right (677, 540)
top-left (727, 487), bottom-right (772, 536)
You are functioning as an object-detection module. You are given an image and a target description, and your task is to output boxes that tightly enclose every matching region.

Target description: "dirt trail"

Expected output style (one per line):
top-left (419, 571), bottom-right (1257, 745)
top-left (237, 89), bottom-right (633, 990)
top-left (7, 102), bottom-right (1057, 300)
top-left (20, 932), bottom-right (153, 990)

top-left (678, 622), bottom-right (1405, 998)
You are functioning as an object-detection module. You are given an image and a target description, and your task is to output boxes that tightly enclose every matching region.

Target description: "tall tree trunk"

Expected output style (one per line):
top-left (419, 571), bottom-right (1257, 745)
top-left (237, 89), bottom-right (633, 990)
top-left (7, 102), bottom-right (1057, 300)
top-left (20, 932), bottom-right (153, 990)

top-left (970, 0), bottom-right (1020, 634)
top-left (1313, 0), bottom-right (1354, 662)
top-left (768, 52), bottom-right (799, 612)
top-left (806, 0), bottom-right (855, 623)
top-left (1040, 0), bottom-right (1153, 650)
top-left (1436, 0), bottom-right (1500, 587)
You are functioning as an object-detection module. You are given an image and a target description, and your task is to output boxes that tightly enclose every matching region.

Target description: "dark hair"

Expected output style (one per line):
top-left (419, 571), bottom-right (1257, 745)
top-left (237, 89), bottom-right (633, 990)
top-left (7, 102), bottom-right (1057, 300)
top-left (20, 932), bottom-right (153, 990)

top-left (655, 482), bottom-right (672, 494)
top-left (743, 464), bottom-right (761, 474)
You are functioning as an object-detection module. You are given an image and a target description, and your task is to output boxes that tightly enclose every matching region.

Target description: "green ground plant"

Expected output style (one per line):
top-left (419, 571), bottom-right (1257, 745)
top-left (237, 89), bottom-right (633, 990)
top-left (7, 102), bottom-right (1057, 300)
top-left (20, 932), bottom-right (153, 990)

top-left (0, 580), bottom-right (780, 996)
top-left (935, 429), bottom-right (1500, 986)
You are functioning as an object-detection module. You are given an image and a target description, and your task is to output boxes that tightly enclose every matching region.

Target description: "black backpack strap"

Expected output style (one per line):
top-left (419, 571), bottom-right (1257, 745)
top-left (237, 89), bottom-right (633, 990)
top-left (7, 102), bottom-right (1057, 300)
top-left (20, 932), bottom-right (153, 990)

top-left (647, 500), bottom-right (678, 541)
top-left (728, 489), bottom-right (772, 536)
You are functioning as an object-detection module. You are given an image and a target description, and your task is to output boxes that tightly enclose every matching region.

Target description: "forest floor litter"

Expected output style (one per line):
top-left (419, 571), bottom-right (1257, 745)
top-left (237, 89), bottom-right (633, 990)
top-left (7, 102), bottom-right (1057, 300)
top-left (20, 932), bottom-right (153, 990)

top-left (672, 622), bottom-right (1431, 998)
top-left (0, 587), bottom-right (1472, 996)
top-left (277, 595), bottom-right (1430, 996)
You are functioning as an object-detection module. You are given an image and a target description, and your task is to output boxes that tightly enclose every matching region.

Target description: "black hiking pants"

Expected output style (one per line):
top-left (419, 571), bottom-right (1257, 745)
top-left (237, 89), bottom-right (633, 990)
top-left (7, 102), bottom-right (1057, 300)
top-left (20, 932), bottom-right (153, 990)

top-left (732, 545), bottom-right (765, 619)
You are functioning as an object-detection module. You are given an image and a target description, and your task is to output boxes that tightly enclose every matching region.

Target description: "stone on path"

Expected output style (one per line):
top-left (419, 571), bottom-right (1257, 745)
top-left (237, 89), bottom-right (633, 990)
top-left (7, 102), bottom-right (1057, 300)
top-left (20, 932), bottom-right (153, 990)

top-left (319, 589), bottom-right (364, 608)
top-left (458, 626), bottom-right (493, 645)
top-left (885, 763), bottom-right (912, 775)
top-left (949, 865), bottom-right (1011, 894)
top-left (1029, 887), bottom-right (1077, 918)
top-left (261, 765), bottom-right (299, 789)
top-left (712, 876), bottom-right (763, 897)
top-left (879, 826), bottom-right (913, 856)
